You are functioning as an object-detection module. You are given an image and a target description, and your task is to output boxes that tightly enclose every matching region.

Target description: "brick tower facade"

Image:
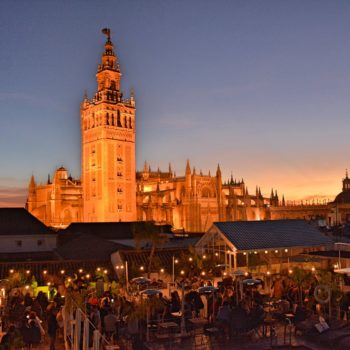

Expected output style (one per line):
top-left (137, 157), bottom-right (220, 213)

top-left (80, 29), bottom-right (136, 222)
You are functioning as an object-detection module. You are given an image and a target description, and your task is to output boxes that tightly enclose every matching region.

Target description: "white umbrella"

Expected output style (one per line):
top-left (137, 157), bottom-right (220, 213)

top-left (140, 289), bottom-right (161, 296)
top-left (131, 277), bottom-right (151, 285)
top-left (243, 278), bottom-right (261, 286)
top-left (198, 286), bottom-right (218, 294)
top-left (232, 270), bottom-right (245, 276)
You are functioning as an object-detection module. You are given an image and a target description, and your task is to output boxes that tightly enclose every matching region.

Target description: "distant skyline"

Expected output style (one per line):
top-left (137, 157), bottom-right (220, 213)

top-left (1, 0), bottom-right (350, 207)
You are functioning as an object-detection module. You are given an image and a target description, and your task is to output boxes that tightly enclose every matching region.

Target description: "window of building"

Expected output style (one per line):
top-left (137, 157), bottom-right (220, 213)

top-left (15, 240), bottom-right (22, 247)
top-left (37, 240), bottom-right (43, 246)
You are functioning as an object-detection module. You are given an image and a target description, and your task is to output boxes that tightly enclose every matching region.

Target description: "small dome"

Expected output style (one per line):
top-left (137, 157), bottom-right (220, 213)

top-left (334, 191), bottom-right (350, 204)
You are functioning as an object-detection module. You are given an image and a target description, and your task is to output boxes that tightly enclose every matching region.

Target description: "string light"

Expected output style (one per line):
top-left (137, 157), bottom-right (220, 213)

top-left (267, 271), bottom-right (271, 275)
top-left (160, 268), bottom-right (164, 273)
top-left (243, 252), bottom-right (247, 255)
top-left (97, 267), bottom-right (101, 272)
top-left (244, 272), bottom-right (248, 276)
top-left (215, 252), bottom-right (219, 257)
top-left (284, 249), bottom-right (288, 253)
top-left (288, 269), bottom-right (293, 274)
top-left (254, 251), bottom-right (258, 255)
top-left (67, 278), bottom-right (72, 283)
top-left (264, 251), bottom-right (268, 254)
top-left (120, 265), bottom-right (124, 269)
top-left (103, 269), bottom-right (108, 274)
top-left (25, 285), bottom-right (29, 290)
top-left (180, 270), bottom-right (185, 275)
top-left (116, 266), bottom-right (120, 270)
top-left (26, 270), bottom-right (30, 274)
top-left (223, 272), bottom-right (227, 276)
top-left (86, 274), bottom-right (90, 279)
top-left (274, 250), bottom-right (278, 254)
top-left (140, 266), bottom-right (144, 271)
top-left (202, 255), bottom-right (207, 259)
top-left (60, 270), bottom-right (65, 274)
top-left (47, 282), bottom-right (51, 286)
top-left (175, 259), bottom-right (179, 264)
top-left (311, 267), bottom-right (315, 272)
top-left (201, 271), bottom-right (206, 276)
top-left (189, 257), bottom-right (193, 262)
top-left (79, 269), bottom-right (83, 273)
top-left (9, 269), bottom-right (14, 274)
top-left (43, 270), bottom-right (47, 275)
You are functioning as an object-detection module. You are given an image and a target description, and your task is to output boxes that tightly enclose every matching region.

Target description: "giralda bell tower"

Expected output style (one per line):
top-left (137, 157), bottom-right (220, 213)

top-left (81, 29), bottom-right (136, 222)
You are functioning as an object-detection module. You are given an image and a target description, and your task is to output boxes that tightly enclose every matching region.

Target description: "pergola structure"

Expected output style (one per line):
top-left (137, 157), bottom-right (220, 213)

top-left (195, 220), bottom-right (333, 274)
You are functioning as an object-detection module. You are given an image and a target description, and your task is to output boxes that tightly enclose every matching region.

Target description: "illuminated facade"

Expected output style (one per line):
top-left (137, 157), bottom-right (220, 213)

top-left (80, 29), bottom-right (136, 222)
top-left (26, 167), bottom-right (83, 227)
top-left (136, 160), bottom-right (273, 232)
top-left (26, 30), bottom-right (347, 230)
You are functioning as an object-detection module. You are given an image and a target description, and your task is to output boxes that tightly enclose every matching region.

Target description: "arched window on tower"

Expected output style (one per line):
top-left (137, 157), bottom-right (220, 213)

top-left (106, 113), bottom-right (109, 125)
top-left (129, 117), bottom-right (132, 129)
top-left (124, 115), bottom-right (127, 128)
top-left (117, 110), bottom-right (122, 127)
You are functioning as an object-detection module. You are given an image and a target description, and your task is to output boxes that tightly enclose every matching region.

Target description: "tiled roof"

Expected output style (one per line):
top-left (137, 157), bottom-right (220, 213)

top-left (56, 234), bottom-right (129, 261)
top-left (62, 221), bottom-right (171, 240)
top-left (0, 208), bottom-right (55, 235)
top-left (308, 250), bottom-right (350, 259)
top-left (214, 220), bottom-right (333, 251)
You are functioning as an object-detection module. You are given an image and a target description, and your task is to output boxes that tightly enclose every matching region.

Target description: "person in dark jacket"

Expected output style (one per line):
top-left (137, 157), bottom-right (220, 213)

top-left (47, 307), bottom-right (59, 350)
top-left (21, 319), bottom-right (41, 348)
top-left (1, 324), bottom-right (24, 350)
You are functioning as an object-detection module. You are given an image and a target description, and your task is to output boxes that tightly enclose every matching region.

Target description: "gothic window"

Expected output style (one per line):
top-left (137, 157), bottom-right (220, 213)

top-left (129, 117), bottom-right (132, 129)
top-left (124, 115), bottom-right (127, 128)
top-left (201, 187), bottom-right (212, 198)
top-left (111, 81), bottom-right (116, 90)
top-left (117, 110), bottom-right (122, 127)
top-left (106, 113), bottom-right (109, 125)
top-left (117, 172), bottom-right (123, 177)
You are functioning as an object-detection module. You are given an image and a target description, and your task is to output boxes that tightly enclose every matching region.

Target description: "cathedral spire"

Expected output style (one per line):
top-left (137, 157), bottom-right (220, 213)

top-left (29, 174), bottom-right (36, 190)
top-left (185, 159), bottom-right (191, 174)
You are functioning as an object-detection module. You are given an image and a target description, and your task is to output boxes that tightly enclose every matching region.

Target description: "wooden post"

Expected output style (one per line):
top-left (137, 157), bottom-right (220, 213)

top-left (93, 329), bottom-right (100, 350)
top-left (74, 308), bottom-right (82, 350)
top-left (82, 317), bottom-right (89, 350)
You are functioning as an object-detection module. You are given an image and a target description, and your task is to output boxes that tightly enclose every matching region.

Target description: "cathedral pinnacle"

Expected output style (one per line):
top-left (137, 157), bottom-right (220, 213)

top-left (185, 159), bottom-right (191, 174)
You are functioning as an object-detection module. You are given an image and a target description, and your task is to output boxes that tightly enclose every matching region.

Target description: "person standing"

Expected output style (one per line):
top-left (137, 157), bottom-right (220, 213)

top-left (47, 307), bottom-right (59, 350)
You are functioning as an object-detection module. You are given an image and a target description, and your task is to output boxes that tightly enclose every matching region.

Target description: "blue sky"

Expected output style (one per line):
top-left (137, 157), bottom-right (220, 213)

top-left (1, 0), bottom-right (350, 206)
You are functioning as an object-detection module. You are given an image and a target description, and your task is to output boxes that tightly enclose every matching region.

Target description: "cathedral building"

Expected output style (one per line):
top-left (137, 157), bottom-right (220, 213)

top-left (25, 29), bottom-right (347, 231)
top-left (136, 160), bottom-right (272, 232)
top-left (26, 167), bottom-right (82, 227)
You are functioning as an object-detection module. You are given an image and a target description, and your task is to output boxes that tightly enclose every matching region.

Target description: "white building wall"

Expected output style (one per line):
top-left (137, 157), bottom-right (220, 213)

top-left (0, 235), bottom-right (57, 253)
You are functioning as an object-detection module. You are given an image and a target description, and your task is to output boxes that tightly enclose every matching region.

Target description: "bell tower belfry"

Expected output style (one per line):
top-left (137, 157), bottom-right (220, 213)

top-left (81, 28), bottom-right (136, 222)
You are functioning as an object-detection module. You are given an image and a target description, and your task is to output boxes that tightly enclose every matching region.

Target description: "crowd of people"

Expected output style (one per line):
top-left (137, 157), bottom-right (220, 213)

top-left (0, 290), bottom-right (62, 349)
top-left (1, 271), bottom-right (348, 349)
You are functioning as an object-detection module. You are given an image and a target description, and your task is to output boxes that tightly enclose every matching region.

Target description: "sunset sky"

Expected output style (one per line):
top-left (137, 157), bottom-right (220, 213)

top-left (1, 0), bottom-right (350, 207)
